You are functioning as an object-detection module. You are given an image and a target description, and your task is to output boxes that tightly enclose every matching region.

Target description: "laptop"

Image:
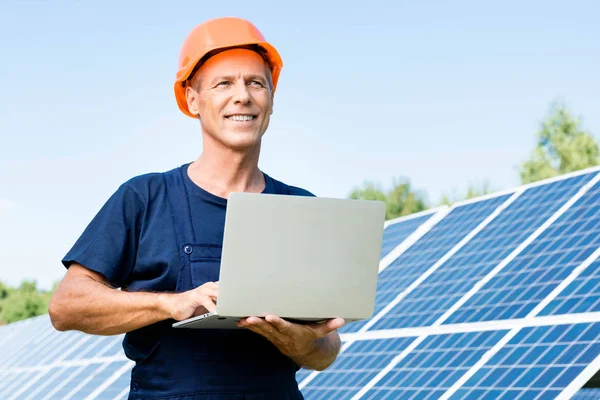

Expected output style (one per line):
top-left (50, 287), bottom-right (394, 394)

top-left (173, 192), bottom-right (385, 329)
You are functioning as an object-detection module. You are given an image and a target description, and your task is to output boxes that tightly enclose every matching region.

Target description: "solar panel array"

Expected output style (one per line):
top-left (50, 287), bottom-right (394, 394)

top-left (299, 166), bottom-right (600, 399)
top-left (2, 167), bottom-right (600, 399)
top-left (0, 315), bottom-right (133, 399)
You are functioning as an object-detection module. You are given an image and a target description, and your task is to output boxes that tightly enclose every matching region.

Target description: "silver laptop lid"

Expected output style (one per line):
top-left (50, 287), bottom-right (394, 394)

top-left (216, 193), bottom-right (385, 321)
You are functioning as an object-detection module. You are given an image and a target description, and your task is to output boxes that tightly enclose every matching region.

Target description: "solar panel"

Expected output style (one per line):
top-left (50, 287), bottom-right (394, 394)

top-left (572, 388), bottom-right (600, 399)
top-left (2, 167), bottom-right (600, 399)
top-left (445, 179), bottom-right (600, 325)
top-left (300, 337), bottom-right (415, 399)
top-left (0, 315), bottom-right (132, 400)
top-left (342, 195), bottom-right (511, 334)
top-left (361, 330), bottom-right (508, 399)
top-left (451, 322), bottom-right (600, 399)
top-left (300, 167), bottom-right (600, 399)
top-left (379, 209), bottom-right (440, 260)
top-left (540, 259), bottom-right (600, 316)
top-left (372, 173), bottom-right (596, 330)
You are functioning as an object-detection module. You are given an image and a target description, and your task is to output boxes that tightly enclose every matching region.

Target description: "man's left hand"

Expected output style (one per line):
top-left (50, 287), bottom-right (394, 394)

top-left (237, 315), bottom-right (345, 358)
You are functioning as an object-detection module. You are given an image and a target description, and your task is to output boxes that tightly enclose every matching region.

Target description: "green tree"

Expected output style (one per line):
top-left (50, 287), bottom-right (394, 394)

top-left (349, 178), bottom-right (427, 220)
top-left (439, 180), bottom-right (494, 206)
top-left (348, 181), bottom-right (387, 203)
top-left (0, 280), bottom-right (54, 325)
top-left (519, 102), bottom-right (600, 184)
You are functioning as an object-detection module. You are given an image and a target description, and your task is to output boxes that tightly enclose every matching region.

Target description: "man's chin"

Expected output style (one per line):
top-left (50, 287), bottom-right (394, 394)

top-left (223, 137), bottom-right (261, 152)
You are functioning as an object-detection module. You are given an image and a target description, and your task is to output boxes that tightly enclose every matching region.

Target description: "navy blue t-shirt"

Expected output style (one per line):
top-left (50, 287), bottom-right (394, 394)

top-left (62, 163), bottom-right (317, 397)
top-left (62, 162), bottom-right (314, 292)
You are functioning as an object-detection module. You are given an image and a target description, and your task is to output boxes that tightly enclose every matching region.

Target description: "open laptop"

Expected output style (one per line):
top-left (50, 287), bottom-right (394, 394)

top-left (173, 192), bottom-right (385, 329)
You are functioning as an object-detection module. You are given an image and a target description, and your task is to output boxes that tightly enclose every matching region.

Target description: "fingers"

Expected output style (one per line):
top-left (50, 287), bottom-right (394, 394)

top-left (241, 317), bottom-right (283, 340)
top-left (189, 282), bottom-right (218, 314)
top-left (201, 297), bottom-right (217, 313)
top-left (308, 317), bottom-right (345, 338)
top-left (327, 317), bottom-right (345, 331)
top-left (202, 281), bottom-right (219, 290)
top-left (265, 315), bottom-right (292, 333)
top-left (196, 282), bottom-right (218, 299)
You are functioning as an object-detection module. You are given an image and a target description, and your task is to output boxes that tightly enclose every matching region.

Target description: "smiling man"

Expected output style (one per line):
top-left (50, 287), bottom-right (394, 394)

top-left (49, 17), bottom-right (343, 400)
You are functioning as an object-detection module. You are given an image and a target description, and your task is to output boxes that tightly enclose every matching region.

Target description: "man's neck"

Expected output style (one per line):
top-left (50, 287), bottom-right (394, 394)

top-left (187, 143), bottom-right (264, 199)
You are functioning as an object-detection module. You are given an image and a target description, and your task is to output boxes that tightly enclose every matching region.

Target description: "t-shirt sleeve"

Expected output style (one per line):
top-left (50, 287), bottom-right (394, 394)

top-left (61, 183), bottom-right (144, 287)
top-left (287, 186), bottom-right (316, 197)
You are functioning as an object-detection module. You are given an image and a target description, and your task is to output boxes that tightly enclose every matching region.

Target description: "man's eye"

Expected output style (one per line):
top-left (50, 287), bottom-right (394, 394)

top-left (217, 81), bottom-right (230, 87)
top-left (249, 81), bottom-right (264, 87)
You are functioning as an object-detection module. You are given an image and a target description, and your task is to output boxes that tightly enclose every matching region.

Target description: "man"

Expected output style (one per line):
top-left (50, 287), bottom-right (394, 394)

top-left (49, 17), bottom-right (343, 400)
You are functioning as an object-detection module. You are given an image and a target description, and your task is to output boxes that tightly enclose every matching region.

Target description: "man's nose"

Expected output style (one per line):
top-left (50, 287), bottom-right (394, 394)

top-left (232, 81), bottom-right (251, 104)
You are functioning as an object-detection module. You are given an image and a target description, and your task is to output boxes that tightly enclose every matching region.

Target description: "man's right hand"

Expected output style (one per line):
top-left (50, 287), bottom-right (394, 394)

top-left (49, 263), bottom-right (220, 335)
top-left (163, 282), bottom-right (219, 321)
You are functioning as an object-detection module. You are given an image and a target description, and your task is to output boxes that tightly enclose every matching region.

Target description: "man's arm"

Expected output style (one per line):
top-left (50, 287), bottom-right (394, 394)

top-left (49, 263), bottom-right (218, 336)
top-left (238, 315), bottom-right (344, 371)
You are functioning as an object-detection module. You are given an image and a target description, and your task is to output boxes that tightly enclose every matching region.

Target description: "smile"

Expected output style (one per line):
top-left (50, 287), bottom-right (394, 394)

top-left (226, 115), bottom-right (256, 121)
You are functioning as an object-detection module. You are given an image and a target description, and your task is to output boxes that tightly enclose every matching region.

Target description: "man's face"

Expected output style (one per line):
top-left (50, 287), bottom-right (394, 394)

top-left (186, 48), bottom-right (274, 151)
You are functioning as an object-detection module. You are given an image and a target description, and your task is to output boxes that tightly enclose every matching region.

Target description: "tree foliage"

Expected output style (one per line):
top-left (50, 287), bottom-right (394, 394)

top-left (349, 178), bottom-right (427, 220)
top-left (439, 180), bottom-right (494, 206)
top-left (519, 102), bottom-right (600, 184)
top-left (0, 280), bottom-right (54, 325)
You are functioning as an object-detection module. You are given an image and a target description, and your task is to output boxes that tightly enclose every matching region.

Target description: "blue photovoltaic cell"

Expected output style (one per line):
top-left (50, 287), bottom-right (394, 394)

top-left (65, 335), bottom-right (115, 361)
top-left (379, 213), bottom-right (433, 259)
top-left (342, 195), bottom-right (510, 333)
top-left (0, 372), bottom-right (17, 393)
top-left (362, 330), bottom-right (508, 399)
top-left (540, 259), bottom-right (600, 317)
top-left (572, 389), bottom-right (600, 399)
top-left (0, 371), bottom-right (27, 397)
top-left (451, 322), bottom-right (600, 400)
top-left (444, 178), bottom-right (600, 324)
top-left (301, 337), bottom-right (415, 400)
top-left (3, 371), bottom-right (41, 399)
top-left (0, 314), bottom-right (131, 400)
top-left (69, 361), bottom-right (130, 399)
top-left (0, 316), bottom-right (52, 369)
top-left (296, 368), bottom-right (312, 385)
top-left (94, 363), bottom-right (133, 399)
top-left (22, 366), bottom-right (81, 400)
top-left (373, 173), bottom-right (596, 330)
top-left (49, 363), bottom-right (105, 399)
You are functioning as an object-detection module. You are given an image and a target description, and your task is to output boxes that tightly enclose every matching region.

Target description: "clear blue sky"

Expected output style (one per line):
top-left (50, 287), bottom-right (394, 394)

top-left (1, 0), bottom-right (599, 289)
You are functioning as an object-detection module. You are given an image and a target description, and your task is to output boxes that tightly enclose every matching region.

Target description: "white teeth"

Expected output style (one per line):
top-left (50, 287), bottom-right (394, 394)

top-left (228, 115), bottom-right (255, 121)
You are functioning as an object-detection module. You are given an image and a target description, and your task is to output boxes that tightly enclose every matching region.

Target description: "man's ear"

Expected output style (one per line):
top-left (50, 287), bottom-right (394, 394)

top-left (185, 85), bottom-right (201, 117)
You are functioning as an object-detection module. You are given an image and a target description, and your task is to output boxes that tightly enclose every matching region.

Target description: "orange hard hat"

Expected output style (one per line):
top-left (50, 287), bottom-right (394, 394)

top-left (174, 17), bottom-right (283, 118)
